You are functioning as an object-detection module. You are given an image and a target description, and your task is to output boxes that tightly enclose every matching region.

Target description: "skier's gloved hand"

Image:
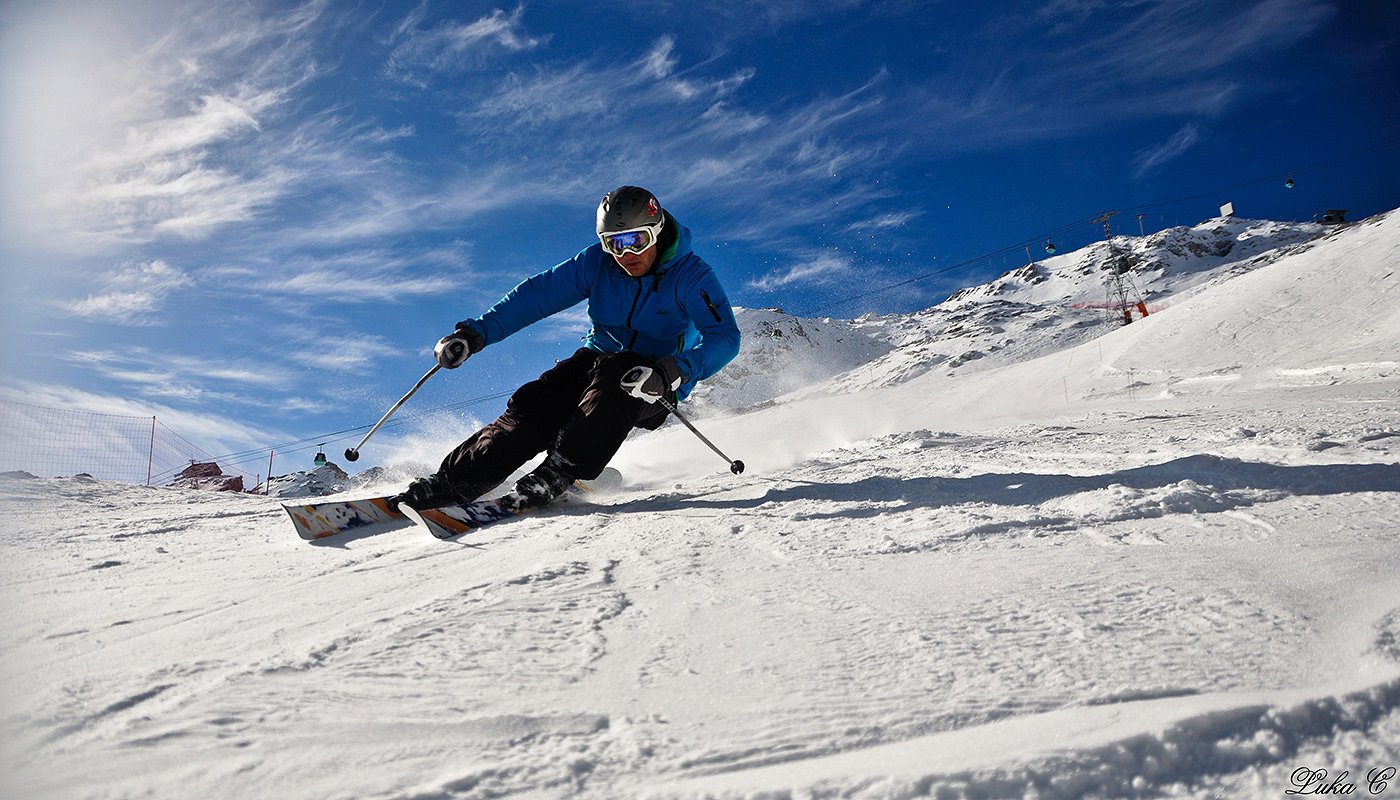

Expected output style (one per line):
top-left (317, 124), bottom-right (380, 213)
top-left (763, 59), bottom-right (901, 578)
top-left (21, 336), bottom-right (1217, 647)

top-left (621, 357), bottom-right (685, 403)
top-left (434, 323), bottom-right (485, 369)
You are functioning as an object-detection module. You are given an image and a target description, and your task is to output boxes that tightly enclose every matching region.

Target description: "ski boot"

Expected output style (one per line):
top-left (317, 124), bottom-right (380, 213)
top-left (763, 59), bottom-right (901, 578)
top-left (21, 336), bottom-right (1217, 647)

top-left (499, 459), bottom-right (575, 512)
top-left (390, 474), bottom-right (473, 513)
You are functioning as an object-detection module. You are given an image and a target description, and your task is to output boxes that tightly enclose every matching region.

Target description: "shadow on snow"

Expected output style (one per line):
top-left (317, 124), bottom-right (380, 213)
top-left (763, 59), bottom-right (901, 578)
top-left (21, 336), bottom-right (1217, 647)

top-left (630, 454), bottom-right (1400, 520)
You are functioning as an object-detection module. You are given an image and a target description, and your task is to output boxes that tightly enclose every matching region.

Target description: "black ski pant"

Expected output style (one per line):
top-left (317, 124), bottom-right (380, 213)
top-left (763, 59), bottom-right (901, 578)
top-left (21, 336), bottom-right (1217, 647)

top-left (437, 348), bottom-right (669, 496)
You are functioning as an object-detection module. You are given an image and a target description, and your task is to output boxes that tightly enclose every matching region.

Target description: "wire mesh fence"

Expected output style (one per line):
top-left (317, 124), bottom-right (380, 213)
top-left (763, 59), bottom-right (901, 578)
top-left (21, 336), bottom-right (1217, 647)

top-left (0, 399), bottom-right (259, 488)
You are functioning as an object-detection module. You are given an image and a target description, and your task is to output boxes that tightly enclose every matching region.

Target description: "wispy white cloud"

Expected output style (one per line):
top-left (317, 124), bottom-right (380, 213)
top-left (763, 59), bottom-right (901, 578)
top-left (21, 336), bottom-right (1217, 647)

top-left (272, 152), bottom-right (539, 248)
top-left (285, 332), bottom-right (403, 372)
top-left (643, 35), bottom-right (680, 79)
top-left (719, 177), bottom-right (900, 246)
top-left (461, 47), bottom-right (893, 246)
top-left (248, 247), bottom-right (467, 303)
top-left (65, 348), bottom-right (293, 390)
top-left (654, 0), bottom-right (872, 37)
top-left (747, 252), bottom-right (855, 292)
top-left (61, 260), bottom-right (194, 325)
top-left (1069, 0), bottom-right (1336, 81)
top-left (384, 5), bottom-right (543, 86)
top-left (889, 0), bottom-right (1337, 151)
top-left (845, 209), bottom-right (923, 232)
top-left (526, 304), bottom-right (593, 344)
top-left (1133, 122), bottom-right (1203, 177)
top-left (467, 35), bottom-right (758, 130)
top-left (1036, 0), bottom-right (1155, 32)
top-left (277, 396), bottom-right (340, 414)
top-left (269, 269), bottom-right (458, 302)
top-left (470, 64), bottom-right (605, 125)
top-left (0, 0), bottom-right (324, 252)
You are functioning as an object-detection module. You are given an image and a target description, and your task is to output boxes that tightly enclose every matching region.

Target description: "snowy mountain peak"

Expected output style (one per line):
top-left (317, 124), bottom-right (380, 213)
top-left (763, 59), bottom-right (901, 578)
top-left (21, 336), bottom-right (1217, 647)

top-left (696, 214), bottom-right (1335, 407)
top-left (945, 216), bottom-right (1327, 309)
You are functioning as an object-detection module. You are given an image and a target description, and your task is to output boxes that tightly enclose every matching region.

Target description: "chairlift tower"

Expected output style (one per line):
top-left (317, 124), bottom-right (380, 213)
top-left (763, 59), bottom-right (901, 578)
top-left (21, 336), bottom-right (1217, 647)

top-left (1094, 210), bottom-right (1149, 326)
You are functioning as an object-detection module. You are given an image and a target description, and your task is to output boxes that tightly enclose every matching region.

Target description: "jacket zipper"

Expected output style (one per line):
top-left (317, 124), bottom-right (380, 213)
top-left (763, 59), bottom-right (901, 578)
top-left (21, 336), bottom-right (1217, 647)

top-left (625, 276), bottom-right (643, 349)
top-left (621, 264), bottom-right (670, 350)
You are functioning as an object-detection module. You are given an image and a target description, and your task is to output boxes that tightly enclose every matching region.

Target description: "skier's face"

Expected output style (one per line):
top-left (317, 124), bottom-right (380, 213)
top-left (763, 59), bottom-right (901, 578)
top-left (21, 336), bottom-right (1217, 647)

top-left (615, 245), bottom-right (657, 277)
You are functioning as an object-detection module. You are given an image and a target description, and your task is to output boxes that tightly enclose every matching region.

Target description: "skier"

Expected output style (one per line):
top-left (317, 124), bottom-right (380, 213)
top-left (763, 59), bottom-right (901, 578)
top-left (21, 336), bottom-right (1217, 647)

top-left (390, 185), bottom-right (741, 512)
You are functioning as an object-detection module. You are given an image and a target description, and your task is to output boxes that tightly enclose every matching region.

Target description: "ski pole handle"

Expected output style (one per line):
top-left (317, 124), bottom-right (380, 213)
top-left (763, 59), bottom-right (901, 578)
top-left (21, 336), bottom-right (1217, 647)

top-left (344, 364), bottom-right (441, 462)
top-left (658, 395), bottom-right (744, 474)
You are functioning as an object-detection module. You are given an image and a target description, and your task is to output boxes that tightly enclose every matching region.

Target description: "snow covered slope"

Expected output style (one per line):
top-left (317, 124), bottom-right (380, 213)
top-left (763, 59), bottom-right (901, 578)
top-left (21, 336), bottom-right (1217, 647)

top-left (3, 211), bottom-right (1398, 800)
top-left (685, 307), bottom-right (887, 415)
top-left (699, 216), bottom-right (1329, 408)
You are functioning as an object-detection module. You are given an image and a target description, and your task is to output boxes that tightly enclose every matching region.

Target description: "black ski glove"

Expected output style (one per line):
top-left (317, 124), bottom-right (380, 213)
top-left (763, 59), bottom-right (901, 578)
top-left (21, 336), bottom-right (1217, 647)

top-left (434, 323), bottom-right (485, 369)
top-left (621, 356), bottom-right (685, 403)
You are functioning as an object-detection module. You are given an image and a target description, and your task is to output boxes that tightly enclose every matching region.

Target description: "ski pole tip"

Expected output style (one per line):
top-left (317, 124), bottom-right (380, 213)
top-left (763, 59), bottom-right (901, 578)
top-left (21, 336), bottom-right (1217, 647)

top-left (730, 460), bottom-right (745, 475)
top-left (344, 448), bottom-right (360, 462)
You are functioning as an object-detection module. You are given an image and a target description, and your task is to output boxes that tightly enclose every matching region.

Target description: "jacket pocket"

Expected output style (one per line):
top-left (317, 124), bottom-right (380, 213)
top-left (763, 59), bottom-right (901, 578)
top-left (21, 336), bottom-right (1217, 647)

top-left (699, 290), bottom-right (724, 323)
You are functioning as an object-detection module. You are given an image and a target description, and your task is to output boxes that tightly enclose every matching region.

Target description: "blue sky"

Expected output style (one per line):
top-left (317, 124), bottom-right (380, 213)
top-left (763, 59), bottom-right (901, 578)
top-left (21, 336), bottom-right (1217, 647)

top-left (2, 0), bottom-right (1398, 475)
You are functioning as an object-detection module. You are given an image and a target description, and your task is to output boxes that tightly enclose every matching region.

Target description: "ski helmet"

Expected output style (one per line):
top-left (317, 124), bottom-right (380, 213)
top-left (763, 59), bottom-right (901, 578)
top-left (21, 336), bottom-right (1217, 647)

top-left (597, 186), bottom-right (663, 234)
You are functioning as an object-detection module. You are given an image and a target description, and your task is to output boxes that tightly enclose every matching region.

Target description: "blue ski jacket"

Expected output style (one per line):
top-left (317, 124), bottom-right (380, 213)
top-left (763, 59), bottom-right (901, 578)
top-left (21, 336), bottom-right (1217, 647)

top-left (460, 215), bottom-right (740, 402)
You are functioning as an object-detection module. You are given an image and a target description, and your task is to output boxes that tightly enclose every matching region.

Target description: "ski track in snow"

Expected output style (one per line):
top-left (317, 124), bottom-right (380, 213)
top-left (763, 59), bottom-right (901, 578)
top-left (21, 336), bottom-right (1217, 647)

top-left (3, 211), bottom-right (1400, 799)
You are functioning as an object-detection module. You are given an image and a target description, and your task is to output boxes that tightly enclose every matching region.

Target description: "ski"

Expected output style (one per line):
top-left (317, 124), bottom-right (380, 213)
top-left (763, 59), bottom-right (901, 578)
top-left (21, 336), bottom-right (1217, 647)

top-left (404, 467), bottom-right (623, 540)
top-left (406, 465), bottom-right (624, 540)
top-left (283, 496), bottom-right (407, 541)
top-left (283, 468), bottom-right (623, 542)
top-left (399, 497), bottom-right (525, 540)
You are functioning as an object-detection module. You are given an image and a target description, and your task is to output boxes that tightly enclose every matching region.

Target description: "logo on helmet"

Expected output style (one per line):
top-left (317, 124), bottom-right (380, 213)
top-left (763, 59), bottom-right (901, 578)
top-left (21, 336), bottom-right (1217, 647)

top-left (647, 197), bottom-right (659, 218)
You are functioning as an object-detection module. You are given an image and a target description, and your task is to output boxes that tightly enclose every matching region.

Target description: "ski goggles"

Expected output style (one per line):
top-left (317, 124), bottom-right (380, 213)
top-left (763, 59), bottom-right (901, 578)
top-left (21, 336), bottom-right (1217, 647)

top-left (598, 221), bottom-right (663, 257)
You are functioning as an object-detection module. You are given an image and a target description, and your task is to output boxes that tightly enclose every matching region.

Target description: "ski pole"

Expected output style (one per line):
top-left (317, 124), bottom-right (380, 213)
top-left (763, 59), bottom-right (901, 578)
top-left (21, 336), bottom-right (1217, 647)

top-left (657, 395), bottom-right (745, 474)
top-left (344, 364), bottom-right (441, 462)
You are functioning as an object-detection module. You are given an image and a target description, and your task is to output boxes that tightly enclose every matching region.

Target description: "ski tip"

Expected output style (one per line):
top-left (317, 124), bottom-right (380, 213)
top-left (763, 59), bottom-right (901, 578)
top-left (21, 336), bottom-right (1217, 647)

top-left (575, 466), bottom-right (625, 495)
top-left (399, 504), bottom-right (451, 539)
